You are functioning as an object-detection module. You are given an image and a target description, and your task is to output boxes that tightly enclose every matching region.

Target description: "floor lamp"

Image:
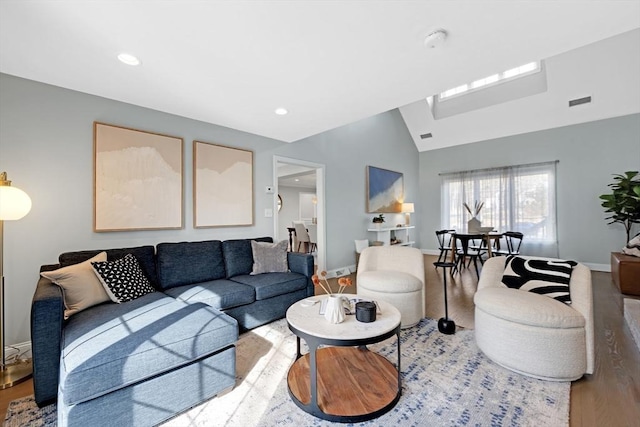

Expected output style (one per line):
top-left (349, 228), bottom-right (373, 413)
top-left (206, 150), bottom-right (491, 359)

top-left (0, 171), bottom-right (33, 389)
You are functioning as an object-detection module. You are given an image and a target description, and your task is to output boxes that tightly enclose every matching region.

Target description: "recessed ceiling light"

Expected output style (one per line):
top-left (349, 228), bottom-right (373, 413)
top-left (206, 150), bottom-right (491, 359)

top-left (274, 108), bottom-right (288, 115)
top-left (117, 53), bottom-right (141, 66)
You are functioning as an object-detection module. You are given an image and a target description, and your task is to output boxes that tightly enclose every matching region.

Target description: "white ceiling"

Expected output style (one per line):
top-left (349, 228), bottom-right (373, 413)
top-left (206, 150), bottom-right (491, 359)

top-left (1, 1), bottom-right (639, 147)
top-left (277, 163), bottom-right (316, 189)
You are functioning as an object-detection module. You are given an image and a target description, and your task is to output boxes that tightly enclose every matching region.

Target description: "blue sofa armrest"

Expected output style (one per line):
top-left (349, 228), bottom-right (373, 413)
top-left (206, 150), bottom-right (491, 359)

top-left (31, 271), bottom-right (64, 407)
top-left (287, 252), bottom-right (315, 297)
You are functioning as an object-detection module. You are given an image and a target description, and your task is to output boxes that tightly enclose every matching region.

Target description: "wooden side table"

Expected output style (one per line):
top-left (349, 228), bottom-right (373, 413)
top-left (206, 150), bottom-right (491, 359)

top-left (611, 252), bottom-right (640, 296)
top-left (286, 296), bottom-right (402, 422)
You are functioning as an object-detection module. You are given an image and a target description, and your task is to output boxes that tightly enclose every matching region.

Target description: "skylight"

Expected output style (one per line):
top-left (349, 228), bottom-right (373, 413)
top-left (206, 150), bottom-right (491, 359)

top-left (439, 61), bottom-right (541, 100)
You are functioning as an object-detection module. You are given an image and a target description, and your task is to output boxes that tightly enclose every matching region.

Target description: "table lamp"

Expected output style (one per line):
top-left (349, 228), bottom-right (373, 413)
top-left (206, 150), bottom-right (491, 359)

top-left (402, 203), bottom-right (414, 226)
top-left (0, 171), bottom-right (33, 389)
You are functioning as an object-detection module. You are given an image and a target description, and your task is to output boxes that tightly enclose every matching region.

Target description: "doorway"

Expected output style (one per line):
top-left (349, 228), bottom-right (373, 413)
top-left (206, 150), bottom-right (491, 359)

top-left (273, 156), bottom-right (325, 272)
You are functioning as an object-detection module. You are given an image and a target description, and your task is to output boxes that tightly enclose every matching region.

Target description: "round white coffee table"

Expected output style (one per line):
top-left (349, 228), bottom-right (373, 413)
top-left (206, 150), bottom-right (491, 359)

top-left (286, 295), bottom-right (402, 422)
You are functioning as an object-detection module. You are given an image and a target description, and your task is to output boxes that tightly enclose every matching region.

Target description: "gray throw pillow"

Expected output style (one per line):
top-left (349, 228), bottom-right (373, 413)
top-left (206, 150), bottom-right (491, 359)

top-left (250, 240), bottom-right (289, 275)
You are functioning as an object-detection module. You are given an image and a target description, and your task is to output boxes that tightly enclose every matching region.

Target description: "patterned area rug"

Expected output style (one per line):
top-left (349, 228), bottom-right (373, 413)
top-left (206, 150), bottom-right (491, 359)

top-left (5, 318), bottom-right (569, 427)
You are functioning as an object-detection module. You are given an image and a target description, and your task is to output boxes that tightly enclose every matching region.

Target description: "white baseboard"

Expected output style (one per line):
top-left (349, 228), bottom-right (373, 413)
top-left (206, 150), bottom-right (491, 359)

top-left (421, 249), bottom-right (441, 256)
top-left (584, 263), bottom-right (611, 272)
top-left (4, 340), bottom-right (32, 362)
top-left (420, 249), bottom-right (612, 272)
top-left (325, 265), bottom-right (356, 278)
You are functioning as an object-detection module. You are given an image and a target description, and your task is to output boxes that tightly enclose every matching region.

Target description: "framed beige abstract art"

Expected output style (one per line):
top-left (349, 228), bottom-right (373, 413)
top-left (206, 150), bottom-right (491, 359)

top-left (94, 122), bottom-right (184, 231)
top-left (193, 141), bottom-right (254, 227)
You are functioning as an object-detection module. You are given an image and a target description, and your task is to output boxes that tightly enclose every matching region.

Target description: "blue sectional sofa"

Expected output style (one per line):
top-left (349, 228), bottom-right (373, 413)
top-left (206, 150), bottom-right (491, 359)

top-left (31, 237), bottom-right (314, 427)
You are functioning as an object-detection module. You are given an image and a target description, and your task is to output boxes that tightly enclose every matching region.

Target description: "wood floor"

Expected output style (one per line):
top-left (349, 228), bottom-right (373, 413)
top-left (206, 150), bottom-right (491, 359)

top-left (2, 254), bottom-right (639, 426)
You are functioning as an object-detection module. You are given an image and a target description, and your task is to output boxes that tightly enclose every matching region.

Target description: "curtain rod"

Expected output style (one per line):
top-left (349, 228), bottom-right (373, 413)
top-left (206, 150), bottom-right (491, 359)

top-left (438, 160), bottom-right (559, 176)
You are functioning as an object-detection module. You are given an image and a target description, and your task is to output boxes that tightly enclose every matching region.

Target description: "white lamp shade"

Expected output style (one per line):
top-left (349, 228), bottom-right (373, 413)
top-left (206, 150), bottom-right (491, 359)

top-left (401, 203), bottom-right (415, 213)
top-left (0, 185), bottom-right (32, 220)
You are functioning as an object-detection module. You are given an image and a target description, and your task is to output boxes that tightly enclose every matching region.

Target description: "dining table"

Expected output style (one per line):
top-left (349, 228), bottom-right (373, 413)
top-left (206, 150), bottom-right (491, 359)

top-left (286, 227), bottom-right (297, 252)
top-left (449, 231), bottom-right (503, 263)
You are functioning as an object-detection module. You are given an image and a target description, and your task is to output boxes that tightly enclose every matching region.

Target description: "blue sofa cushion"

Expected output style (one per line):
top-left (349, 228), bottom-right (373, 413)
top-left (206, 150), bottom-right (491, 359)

top-left (230, 272), bottom-right (308, 300)
top-left (163, 279), bottom-right (255, 310)
top-left (156, 240), bottom-right (225, 290)
top-left (58, 246), bottom-right (158, 289)
top-left (59, 292), bottom-right (238, 406)
top-left (222, 237), bottom-right (272, 278)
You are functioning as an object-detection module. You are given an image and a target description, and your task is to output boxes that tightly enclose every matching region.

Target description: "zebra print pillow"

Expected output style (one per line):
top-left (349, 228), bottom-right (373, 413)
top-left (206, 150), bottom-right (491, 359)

top-left (502, 256), bottom-right (577, 304)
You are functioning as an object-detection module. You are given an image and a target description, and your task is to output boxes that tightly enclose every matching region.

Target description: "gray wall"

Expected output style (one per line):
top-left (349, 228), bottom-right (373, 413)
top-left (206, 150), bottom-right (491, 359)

top-left (0, 73), bottom-right (419, 345)
top-left (270, 110), bottom-right (420, 272)
top-left (418, 113), bottom-right (640, 265)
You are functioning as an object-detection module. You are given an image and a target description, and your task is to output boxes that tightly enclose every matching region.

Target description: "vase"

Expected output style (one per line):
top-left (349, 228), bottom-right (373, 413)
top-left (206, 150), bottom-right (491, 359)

top-left (467, 217), bottom-right (481, 232)
top-left (324, 295), bottom-right (345, 324)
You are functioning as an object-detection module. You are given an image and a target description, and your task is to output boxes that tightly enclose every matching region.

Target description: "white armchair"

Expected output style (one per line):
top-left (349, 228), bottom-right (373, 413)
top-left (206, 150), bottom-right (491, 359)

top-left (474, 256), bottom-right (594, 381)
top-left (356, 246), bottom-right (425, 328)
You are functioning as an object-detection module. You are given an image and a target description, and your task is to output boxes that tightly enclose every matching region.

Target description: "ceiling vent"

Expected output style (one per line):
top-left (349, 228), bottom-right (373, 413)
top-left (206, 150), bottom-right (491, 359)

top-left (420, 133), bottom-right (433, 139)
top-left (569, 96), bottom-right (592, 107)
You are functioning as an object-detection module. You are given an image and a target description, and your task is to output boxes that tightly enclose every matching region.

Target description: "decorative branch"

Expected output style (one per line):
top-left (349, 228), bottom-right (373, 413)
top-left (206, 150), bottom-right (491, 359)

top-left (463, 200), bottom-right (484, 217)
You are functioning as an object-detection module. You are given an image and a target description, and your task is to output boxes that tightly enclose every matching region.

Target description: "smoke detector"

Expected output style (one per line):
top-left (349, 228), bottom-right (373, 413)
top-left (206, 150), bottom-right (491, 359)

top-left (424, 29), bottom-right (447, 48)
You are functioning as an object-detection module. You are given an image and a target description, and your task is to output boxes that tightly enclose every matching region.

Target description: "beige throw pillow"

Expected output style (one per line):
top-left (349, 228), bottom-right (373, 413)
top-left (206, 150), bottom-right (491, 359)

top-left (41, 251), bottom-right (110, 318)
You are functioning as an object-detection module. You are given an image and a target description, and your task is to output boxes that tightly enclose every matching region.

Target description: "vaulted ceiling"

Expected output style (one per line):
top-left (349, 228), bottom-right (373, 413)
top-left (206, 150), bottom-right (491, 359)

top-left (1, 1), bottom-right (639, 150)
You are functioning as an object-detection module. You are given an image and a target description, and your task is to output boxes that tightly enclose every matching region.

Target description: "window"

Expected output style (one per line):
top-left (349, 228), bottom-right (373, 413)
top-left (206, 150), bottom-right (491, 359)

top-left (438, 61), bottom-right (541, 100)
top-left (441, 161), bottom-right (558, 256)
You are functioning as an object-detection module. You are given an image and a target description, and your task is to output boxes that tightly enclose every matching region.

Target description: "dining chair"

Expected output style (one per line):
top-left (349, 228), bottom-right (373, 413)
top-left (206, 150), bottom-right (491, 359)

top-left (306, 223), bottom-right (318, 253)
top-left (435, 229), bottom-right (455, 263)
top-left (292, 221), bottom-right (312, 253)
top-left (453, 233), bottom-right (483, 277)
top-left (494, 231), bottom-right (524, 257)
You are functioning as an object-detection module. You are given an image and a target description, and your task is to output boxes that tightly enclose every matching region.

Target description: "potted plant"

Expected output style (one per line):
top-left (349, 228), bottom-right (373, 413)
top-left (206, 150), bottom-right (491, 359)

top-left (599, 171), bottom-right (640, 245)
top-left (372, 214), bottom-right (385, 228)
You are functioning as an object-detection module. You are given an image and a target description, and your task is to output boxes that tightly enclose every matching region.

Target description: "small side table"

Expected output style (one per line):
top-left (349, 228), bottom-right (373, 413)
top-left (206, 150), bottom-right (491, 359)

top-left (611, 252), bottom-right (640, 296)
top-left (286, 296), bottom-right (402, 422)
top-left (433, 261), bottom-right (456, 334)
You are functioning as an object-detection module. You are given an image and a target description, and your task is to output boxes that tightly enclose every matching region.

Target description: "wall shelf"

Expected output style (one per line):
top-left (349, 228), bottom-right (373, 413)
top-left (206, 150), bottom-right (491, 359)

top-left (367, 225), bottom-right (415, 247)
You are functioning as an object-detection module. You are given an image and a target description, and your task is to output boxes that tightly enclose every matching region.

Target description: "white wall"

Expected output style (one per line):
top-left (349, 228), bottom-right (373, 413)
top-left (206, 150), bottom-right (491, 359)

top-left (418, 113), bottom-right (640, 266)
top-left (402, 28), bottom-right (640, 152)
top-left (0, 73), bottom-right (420, 345)
top-left (269, 110), bottom-right (421, 272)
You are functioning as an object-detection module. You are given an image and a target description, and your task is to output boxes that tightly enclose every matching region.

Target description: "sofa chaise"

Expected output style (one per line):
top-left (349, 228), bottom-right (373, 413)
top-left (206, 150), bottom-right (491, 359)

top-left (31, 237), bottom-right (314, 426)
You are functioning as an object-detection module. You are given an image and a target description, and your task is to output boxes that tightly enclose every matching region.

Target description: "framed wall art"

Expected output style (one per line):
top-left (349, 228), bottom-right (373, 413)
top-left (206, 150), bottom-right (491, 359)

top-left (366, 165), bottom-right (404, 213)
top-left (193, 141), bottom-right (253, 227)
top-left (94, 122), bottom-right (184, 232)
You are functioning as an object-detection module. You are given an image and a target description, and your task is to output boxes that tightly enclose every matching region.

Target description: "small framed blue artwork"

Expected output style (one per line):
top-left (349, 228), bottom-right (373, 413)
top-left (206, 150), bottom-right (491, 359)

top-left (366, 166), bottom-right (404, 213)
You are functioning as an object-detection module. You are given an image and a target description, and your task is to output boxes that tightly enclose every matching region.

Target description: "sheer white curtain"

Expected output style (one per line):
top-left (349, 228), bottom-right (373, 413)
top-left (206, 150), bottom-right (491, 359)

top-left (441, 161), bottom-right (558, 257)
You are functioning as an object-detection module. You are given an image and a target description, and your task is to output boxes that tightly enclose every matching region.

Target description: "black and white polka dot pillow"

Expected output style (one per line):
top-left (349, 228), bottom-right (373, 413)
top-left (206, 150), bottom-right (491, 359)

top-left (92, 254), bottom-right (155, 303)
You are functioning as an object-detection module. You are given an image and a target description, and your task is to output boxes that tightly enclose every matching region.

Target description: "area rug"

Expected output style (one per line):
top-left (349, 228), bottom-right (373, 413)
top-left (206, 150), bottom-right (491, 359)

top-left (5, 318), bottom-right (569, 427)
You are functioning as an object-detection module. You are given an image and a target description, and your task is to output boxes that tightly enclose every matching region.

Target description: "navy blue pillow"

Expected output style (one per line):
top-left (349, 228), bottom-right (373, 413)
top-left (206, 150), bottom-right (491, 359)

top-left (222, 237), bottom-right (273, 278)
top-left (156, 240), bottom-right (225, 290)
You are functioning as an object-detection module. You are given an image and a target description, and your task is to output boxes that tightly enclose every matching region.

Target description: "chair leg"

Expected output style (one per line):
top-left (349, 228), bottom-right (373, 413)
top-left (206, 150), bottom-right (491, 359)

top-left (473, 256), bottom-right (480, 277)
